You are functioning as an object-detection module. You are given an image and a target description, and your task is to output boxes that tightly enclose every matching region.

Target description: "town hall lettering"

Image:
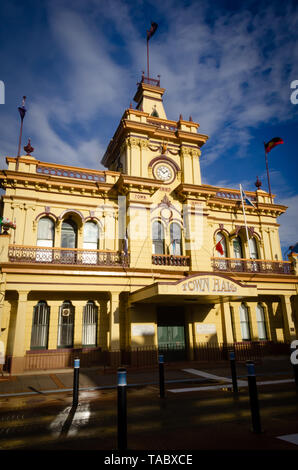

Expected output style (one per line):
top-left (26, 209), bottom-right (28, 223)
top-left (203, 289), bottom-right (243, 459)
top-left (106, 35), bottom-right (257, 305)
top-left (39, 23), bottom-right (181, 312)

top-left (182, 277), bottom-right (237, 293)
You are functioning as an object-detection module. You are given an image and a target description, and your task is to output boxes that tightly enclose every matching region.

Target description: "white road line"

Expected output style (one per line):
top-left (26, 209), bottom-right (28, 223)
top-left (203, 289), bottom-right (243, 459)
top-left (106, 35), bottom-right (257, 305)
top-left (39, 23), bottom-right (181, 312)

top-left (169, 372), bottom-right (294, 393)
top-left (277, 433), bottom-right (298, 445)
top-left (182, 368), bottom-right (247, 386)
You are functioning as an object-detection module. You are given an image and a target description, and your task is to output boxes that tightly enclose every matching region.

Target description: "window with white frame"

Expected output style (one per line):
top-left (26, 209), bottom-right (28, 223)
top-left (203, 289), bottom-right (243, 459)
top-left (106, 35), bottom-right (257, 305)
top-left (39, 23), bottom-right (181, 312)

top-left (233, 236), bottom-right (243, 259)
top-left (58, 301), bottom-right (74, 348)
top-left (36, 217), bottom-right (55, 262)
top-left (170, 222), bottom-right (182, 255)
top-left (82, 301), bottom-right (98, 347)
top-left (152, 221), bottom-right (165, 254)
top-left (239, 303), bottom-right (251, 340)
top-left (37, 217), bottom-right (55, 246)
top-left (256, 303), bottom-right (267, 340)
top-left (83, 221), bottom-right (99, 264)
top-left (249, 237), bottom-right (259, 259)
top-left (30, 301), bottom-right (50, 349)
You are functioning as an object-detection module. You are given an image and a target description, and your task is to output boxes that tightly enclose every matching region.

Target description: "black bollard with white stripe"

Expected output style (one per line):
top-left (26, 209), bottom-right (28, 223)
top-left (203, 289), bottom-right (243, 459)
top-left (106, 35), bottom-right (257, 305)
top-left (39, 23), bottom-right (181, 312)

top-left (158, 354), bottom-right (165, 398)
top-left (246, 361), bottom-right (262, 433)
top-left (117, 367), bottom-right (127, 450)
top-left (229, 350), bottom-right (238, 394)
top-left (73, 358), bottom-right (80, 408)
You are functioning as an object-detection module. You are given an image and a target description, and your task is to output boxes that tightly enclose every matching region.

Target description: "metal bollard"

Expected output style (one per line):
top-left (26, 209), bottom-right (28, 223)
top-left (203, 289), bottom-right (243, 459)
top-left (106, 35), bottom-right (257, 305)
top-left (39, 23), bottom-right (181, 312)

top-left (73, 358), bottom-right (80, 408)
top-left (158, 354), bottom-right (165, 398)
top-left (117, 367), bottom-right (127, 451)
top-left (246, 361), bottom-right (262, 433)
top-left (229, 350), bottom-right (238, 394)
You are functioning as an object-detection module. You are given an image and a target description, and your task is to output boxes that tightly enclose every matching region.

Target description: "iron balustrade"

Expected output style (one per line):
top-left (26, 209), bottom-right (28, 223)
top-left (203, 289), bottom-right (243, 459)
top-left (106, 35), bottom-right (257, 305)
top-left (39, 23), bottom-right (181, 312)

top-left (152, 254), bottom-right (190, 266)
top-left (8, 245), bottom-right (130, 267)
top-left (140, 75), bottom-right (160, 87)
top-left (211, 256), bottom-right (292, 274)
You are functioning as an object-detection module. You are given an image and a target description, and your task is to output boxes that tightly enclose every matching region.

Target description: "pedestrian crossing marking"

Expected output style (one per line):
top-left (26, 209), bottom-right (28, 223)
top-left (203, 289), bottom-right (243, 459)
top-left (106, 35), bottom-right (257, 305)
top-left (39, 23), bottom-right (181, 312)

top-left (277, 434), bottom-right (298, 445)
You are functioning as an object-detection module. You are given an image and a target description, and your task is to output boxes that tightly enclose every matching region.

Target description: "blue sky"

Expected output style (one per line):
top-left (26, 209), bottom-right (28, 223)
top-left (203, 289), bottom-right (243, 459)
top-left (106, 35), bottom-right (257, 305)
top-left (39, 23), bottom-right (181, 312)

top-left (0, 0), bottom-right (297, 254)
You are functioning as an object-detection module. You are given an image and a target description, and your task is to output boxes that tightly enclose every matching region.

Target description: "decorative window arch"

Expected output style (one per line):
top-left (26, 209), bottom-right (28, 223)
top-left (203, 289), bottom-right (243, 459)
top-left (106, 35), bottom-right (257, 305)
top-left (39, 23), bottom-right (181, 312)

top-left (82, 300), bottom-right (98, 347)
top-left (58, 300), bottom-right (75, 348)
top-left (239, 303), bottom-right (251, 341)
top-left (152, 220), bottom-right (165, 254)
top-left (170, 222), bottom-right (182, 255)
top-left (30, 301), bottom-right (50, 349)
top-left (256, 303), bottom-right (267, 340)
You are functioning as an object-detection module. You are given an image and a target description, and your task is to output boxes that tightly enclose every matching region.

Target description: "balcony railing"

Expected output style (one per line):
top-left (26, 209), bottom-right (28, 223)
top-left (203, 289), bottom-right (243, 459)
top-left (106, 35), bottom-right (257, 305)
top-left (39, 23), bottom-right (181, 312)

top-left (211, 257), bottom-right (292, 275)
top-left (152, 254), bottom-right (190, 266)
top-left (8, 245), bottom-right (130, 267)
top-left (140, 73), bottom-right (160, 87)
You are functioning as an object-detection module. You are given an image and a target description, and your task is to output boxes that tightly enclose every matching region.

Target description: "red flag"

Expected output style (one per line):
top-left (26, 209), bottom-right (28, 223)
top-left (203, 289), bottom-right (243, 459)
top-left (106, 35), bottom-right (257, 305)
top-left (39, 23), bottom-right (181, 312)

top-left (264, 137), bottom-right (283, 153)
top-left (147, 22), bottom-right (158, 40)
top-left (215, 239), bottom-right (224, 255)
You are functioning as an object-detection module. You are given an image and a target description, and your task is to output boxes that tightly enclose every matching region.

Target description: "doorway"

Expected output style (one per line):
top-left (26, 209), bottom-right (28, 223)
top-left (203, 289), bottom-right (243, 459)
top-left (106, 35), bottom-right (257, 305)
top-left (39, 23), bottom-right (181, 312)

top-left (157, 307), bottom-right (186, 361)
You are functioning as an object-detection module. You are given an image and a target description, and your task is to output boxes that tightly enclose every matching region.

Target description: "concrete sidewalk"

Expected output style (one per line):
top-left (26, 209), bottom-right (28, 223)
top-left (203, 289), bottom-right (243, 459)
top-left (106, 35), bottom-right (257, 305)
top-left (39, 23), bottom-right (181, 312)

top-left (0, 355), bottom-right (294, 398)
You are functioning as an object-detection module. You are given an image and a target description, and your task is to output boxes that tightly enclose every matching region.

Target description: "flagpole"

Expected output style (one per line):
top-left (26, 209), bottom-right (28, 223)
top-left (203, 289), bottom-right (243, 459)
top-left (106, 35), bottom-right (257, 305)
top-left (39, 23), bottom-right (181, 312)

top-left (240, 184), bottom-right (252, 259)
top-left (264, 142), bottom-right (273, 204)
top-left (147, 37), bottom-right (150, 79)
top-left (16, 96), bottom-right (27, 171)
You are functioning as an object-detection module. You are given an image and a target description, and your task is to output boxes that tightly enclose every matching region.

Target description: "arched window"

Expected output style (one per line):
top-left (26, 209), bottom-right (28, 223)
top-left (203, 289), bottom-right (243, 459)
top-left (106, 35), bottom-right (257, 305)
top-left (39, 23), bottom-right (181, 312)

top-left (249, 237), bottom-right (259, 259)
top-left (84, 221), bottom-right (99, 250)
top-left (215, 232), bottom-right (227, 257)
top-left (215, 232), bottom-right (228, 270)
top-left (30, 301), bottom-right (50, 349)
top-left (82, 301), bottom-right (98, 347)
top-left (58, 301), bottom-right (74, 348)
top-left (61, 219), bottom-right (77, 263)
top-left (233, 236), bottom-right (243, 259)
top-left (170, 223), bottom-right (182, 255)
top-left (83, 221), bottom-right (99, 264)
top-left (256, 303), bottom-right (267, 340)
top-left (152, 221), bottom-right (165, 254)
top-left (37, 217), bottom-right (55, 247)
top-left (239, 303), bottom-right (251, 341)
top-left (37, 217), bottom-right (55, 262)
top-left (61, 218), bottom-right (77, 248)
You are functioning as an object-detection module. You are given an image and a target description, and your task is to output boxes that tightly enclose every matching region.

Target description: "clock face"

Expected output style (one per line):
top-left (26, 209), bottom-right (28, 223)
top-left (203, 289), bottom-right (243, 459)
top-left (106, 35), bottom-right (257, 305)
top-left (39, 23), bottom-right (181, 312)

top-left (156, 165), bottom-right (173, 181)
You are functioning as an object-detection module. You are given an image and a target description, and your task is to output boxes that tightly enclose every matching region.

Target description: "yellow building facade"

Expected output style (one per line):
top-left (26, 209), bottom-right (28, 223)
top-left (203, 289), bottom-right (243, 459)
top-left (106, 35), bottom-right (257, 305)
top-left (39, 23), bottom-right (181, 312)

top-left (0, 76), bottom-right (297, 374)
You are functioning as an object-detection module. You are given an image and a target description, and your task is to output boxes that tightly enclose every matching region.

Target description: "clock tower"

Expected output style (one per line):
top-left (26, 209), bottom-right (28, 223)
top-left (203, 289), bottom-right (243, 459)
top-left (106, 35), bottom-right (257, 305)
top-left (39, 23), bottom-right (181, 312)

top-left (101, 75), bottom-right (208, 186)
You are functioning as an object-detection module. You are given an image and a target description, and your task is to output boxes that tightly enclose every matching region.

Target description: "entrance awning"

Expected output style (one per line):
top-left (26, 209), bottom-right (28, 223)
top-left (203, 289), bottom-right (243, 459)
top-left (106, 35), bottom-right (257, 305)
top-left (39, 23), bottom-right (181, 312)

top-left (130, 273), bottom-right (257, 304)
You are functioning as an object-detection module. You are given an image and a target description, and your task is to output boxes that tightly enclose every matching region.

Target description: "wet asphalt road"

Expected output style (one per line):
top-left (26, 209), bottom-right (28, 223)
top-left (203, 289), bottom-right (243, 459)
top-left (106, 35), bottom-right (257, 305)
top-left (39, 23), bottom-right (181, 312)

top-left (0, 380), bottom-right (298, 452)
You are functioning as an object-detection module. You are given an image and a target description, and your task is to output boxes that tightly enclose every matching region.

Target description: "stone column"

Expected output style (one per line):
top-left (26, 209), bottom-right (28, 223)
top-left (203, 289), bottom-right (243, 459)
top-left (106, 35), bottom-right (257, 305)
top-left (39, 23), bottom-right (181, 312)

top-left (48, 301), bottom-right (60, 350)
top-left (230, 301), bottom-right (243, 342)
top-left (280, 295), bottom-right (297, 342)
top-left (246, 301), bottom-right (259, 340)
top-left (220, 300), bottom-right (234, 344)
top-left (73, 301), bottom-right (84, 348)
top-left (108, 292), bottom-right (121, 350)
top-left (185, 307), bottom-right (195, 360)
top-left (10, 291), bottom-right (29, 374)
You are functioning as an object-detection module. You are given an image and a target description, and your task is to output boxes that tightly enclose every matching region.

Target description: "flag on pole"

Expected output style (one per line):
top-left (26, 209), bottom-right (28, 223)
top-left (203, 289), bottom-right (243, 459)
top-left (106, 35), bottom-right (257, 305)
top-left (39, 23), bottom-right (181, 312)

top-left (264, 137), bottom-right (283, 154)
top-left (147, 22), bottom-right (158, 40)
top-left (215, 238), bottom-right (224, 255)
top-left (239, 186), bottom-right (255, 208)
top-left (18, 96), bottom-right (27, 121)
